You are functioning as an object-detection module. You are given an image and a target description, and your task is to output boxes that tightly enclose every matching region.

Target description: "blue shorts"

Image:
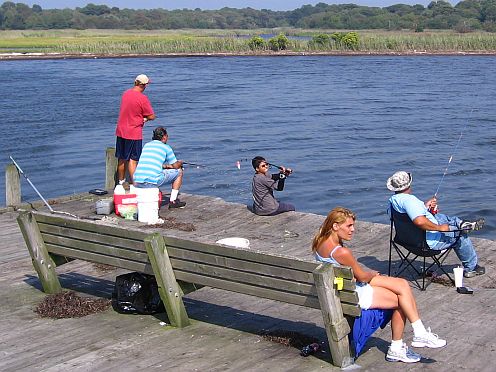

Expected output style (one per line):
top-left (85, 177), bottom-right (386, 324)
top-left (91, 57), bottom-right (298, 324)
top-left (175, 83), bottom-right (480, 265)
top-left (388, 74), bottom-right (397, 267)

top-left (135, 169), bottom-right (180, 188)
top-left (115, 137), bottom-right (142, 161)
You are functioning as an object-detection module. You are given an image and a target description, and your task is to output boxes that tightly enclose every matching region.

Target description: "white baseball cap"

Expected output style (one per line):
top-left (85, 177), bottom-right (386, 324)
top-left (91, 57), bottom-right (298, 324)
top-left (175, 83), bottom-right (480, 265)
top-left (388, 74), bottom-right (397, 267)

top-left (135, 74), bottom-right (150, 84)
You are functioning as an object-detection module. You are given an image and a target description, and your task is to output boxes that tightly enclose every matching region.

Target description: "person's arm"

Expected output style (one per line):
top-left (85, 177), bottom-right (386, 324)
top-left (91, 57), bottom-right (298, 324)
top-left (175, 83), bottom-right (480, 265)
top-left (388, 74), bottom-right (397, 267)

top-left (144, 114), bottom-right (156, 122)
top-left (412, 215), bottom-right (450, 232)
top-left (270, 173), bottom-right (286, 191)
top-left (333, 247), bottom-right (380, 283)
top-left (163, 160), bottom-right (183, 170)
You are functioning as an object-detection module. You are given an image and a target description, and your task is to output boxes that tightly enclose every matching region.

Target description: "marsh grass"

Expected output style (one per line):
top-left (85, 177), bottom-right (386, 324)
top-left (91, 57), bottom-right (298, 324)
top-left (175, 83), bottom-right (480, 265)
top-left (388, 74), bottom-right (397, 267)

top-left (1, 29), bottom-right (495, 54)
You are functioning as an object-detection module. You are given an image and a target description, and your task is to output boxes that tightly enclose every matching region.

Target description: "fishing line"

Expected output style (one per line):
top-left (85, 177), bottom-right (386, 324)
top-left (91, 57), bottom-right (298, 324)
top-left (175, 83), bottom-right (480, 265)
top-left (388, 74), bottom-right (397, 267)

top-left (433, 109), bottom-right (475, 198)
top-left (9, 156), bottom-right (78, 219)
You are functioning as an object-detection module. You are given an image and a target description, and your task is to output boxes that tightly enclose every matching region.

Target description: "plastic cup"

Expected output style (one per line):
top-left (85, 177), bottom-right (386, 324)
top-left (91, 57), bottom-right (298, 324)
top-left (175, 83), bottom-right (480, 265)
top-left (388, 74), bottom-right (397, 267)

top-left (453, 267), bottom-right (463, 288)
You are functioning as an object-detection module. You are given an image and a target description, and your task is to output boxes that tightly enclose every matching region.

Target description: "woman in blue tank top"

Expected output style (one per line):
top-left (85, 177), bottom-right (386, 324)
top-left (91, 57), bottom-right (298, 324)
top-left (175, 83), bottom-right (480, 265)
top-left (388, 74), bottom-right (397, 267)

top-left (312, 207), bottom-right (447, 363)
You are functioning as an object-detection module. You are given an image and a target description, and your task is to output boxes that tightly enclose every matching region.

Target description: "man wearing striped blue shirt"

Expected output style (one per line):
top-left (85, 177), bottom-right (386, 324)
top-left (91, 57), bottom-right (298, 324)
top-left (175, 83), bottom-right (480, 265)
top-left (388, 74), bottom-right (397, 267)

top-left (134, 127), bottom-right (186, 209)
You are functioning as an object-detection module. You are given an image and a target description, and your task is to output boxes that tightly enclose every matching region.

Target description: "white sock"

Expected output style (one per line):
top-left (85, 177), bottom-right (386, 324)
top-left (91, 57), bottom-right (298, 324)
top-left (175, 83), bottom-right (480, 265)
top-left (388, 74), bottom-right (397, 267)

top-left (170, 189), bottom-right (179, 202)
top-left (411, 319), bottom-right (427, 337)
top-left (118, 179), bottom-right (125, 185)
top-left (390, 339), bottom-right (403, 351)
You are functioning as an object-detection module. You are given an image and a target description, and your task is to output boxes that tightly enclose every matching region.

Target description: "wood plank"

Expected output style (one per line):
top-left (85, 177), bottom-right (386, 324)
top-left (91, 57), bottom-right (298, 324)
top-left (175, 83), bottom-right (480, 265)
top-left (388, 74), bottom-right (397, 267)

top-left (44, 244), bottom-right (153, 274)
top-left (173, 270), bottom-right (322, 309)
top-left (144, 234), bottom-right (190, 328)
top-left (105, 147), bottom-right (118, 190)
top-left (332, 266), bottom-right (354, 280)
top-left (38, 223), bottom-right (146, 251)
top-left (42, 234), bottom-right (148, 263)
top-left (341, 303), bottom-right (361, 317)
top-left (16, 212), bottom-right (62, 294)
top-left (167, 246), bottom-right (315, 284)
top-left (170, 258), bottom-right (317, 296)
top-left (313, 263), bottom-right (355, 368)
top-left (164, 236), bottom-right (318, 272)
top-left (5, 163), bottom-right (21, 207)
top-left (34, 212), bottom-right (148, 241)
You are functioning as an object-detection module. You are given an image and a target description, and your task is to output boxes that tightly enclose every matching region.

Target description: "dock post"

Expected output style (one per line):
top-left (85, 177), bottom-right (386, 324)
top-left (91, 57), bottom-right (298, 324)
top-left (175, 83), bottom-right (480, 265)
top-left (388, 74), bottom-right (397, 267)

top-left (145, 233), bottom-right (190, 328)
top-left (105, 147), bottom-right (118, 190)
top-left (5, 163), bottom-right (21, 207)
top-left (313, 264), bottom-right (354, 368)
top-left (17, 212), bottom-right (62, 294)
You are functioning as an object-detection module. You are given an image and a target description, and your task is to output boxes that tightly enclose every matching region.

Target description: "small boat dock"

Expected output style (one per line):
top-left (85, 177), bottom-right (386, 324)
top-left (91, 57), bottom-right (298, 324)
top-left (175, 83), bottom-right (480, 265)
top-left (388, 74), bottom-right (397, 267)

top-left (1, 191), bottom-right (496, 371)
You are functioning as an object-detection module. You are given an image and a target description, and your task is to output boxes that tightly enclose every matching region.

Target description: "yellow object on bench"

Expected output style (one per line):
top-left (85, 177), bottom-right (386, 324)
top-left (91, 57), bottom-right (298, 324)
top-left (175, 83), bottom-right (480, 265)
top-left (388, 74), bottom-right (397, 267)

top-left (334, 277), bottom-right (344, 290)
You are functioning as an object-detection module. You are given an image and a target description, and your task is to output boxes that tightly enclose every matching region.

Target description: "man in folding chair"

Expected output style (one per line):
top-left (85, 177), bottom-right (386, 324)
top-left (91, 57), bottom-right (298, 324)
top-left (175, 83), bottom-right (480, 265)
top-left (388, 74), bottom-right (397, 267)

top-left (387, 171), bottom-right (485, 279)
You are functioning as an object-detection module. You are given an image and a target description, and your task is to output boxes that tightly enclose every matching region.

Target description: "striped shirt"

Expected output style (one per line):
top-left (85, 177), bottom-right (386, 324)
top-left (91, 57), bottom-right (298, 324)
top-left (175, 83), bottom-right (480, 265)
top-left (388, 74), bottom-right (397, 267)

top-left (133, 140), bottom-right (177, 184)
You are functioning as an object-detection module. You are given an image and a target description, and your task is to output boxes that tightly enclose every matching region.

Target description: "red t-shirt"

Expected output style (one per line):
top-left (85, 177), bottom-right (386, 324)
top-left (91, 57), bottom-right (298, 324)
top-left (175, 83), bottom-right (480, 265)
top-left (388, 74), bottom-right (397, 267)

top-left (115, 88), bottom-right (154, 140)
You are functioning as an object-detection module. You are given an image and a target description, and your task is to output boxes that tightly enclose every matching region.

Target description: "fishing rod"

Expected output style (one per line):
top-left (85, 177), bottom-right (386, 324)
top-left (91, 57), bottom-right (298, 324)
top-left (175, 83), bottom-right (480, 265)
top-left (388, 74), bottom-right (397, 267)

top-left (9, 156), bottom-right (78, 218)
top-left (433, 109), bottom-right (475, 199)
top-left (182, 161), bottom-right (207, 169)
top-left (235, 158), bottom-right (288, 171)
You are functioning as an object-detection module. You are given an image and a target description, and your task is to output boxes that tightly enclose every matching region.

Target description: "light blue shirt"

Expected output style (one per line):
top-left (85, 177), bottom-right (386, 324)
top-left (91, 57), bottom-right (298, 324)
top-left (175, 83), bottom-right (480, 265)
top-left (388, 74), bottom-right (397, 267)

top-left (389, 193), bottom-right (441, 247)
top-left (134, 140), bottom-right (177, 184)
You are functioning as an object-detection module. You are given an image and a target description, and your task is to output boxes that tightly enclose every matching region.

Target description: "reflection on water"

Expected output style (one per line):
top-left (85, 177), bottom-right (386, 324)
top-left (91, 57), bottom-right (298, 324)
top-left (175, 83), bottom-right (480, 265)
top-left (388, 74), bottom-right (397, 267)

top-left (0, 55), bottom-right (495, 239)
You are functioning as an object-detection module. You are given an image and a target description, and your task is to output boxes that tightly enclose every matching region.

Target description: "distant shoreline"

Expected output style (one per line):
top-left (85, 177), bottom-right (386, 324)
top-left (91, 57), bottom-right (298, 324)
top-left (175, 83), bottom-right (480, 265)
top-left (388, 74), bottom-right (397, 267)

top-left (2, 50), bottom-right (496, 60)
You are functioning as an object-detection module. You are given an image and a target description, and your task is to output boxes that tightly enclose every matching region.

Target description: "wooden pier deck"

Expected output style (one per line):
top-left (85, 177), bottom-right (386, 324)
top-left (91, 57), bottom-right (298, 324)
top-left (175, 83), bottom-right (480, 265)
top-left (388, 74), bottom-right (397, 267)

top-left (1, 192), bottom-right (496, 371)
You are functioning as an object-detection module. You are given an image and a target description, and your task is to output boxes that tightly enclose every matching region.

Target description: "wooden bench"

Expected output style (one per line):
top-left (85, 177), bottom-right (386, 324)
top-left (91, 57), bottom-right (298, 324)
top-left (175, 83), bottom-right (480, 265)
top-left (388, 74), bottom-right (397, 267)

top-left (17, 211), bottom-right (361, 368)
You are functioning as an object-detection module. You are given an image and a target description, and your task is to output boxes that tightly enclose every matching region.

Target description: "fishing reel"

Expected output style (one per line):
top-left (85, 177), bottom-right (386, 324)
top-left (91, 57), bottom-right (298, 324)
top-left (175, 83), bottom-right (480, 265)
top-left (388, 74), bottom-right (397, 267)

top-left (279, 167), bottom-right (293, 178)
top-left (429, 205), bottom-right (439, 215)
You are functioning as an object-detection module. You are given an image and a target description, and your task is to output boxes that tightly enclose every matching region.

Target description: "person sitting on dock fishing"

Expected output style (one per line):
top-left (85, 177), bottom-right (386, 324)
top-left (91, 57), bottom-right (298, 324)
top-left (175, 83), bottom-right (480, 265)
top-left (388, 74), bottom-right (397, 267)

top-left (115, 74), bottom-right (156, 185)
top-left (251, 156), bottom-right (295, 216)
top-left (313, 207), bottom-right (447, 363)
top-left (387, 171), bottom-right (485, 278)
top-left (133, 127), bottom-right (186, 209)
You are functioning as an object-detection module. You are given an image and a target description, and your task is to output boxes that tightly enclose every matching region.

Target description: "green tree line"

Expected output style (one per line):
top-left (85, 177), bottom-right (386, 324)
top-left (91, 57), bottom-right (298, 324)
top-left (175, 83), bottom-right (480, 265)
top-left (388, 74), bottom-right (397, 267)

top-left (1, 1), bottom-right (496, 32)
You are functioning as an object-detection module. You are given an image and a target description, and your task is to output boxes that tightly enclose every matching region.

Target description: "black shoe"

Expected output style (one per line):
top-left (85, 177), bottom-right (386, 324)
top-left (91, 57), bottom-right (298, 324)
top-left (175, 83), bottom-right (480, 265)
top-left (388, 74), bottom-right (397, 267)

top-left (168, 199), bottom-right (186, 209)
top-left (464, 264), bottom-right (485, 278)
top-left (459, 218), bottom-right (485, 232)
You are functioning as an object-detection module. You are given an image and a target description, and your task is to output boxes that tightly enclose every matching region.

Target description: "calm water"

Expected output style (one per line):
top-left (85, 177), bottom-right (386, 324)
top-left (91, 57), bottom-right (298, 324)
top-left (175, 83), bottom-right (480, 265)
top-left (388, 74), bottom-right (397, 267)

top-left (0, 56), bottom-right (494, 239)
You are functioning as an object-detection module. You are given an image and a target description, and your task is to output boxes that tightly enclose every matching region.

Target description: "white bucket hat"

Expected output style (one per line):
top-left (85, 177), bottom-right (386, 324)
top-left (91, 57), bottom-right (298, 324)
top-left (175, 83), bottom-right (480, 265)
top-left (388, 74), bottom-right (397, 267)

top-left (386, 171), bottom-right (412, 192)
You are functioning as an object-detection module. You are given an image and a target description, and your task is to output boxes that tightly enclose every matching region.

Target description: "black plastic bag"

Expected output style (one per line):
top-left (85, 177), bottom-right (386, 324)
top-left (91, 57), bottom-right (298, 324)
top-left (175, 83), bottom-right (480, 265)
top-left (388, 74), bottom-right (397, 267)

top-left (111, 272), bottom-right (164, 314)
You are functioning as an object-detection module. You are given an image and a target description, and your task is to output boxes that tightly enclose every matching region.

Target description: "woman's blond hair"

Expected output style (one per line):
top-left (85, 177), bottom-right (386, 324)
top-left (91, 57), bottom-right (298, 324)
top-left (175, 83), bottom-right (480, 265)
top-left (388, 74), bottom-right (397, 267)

top-left (311, 207), bottom-right (356, 252)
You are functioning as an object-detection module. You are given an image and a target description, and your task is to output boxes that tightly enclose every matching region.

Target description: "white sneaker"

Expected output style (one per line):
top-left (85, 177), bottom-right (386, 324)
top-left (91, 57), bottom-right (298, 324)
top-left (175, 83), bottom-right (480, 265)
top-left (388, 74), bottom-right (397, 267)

top-left (459, 218), bottom-right (485, 232)
top-left (386, 343), bottom-right (421, 363)
top-left (411, 327), bottom-right (447, 348)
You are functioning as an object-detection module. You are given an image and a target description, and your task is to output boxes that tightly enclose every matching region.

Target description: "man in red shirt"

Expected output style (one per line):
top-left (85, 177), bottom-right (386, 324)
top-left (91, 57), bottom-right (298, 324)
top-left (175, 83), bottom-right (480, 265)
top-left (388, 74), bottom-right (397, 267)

top-left (115, 74), bottom-right (156, 184)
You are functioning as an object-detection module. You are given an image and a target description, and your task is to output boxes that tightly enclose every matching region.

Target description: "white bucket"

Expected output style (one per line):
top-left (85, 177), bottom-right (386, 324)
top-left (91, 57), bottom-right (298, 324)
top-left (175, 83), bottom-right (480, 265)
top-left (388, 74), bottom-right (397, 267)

top-left (136, 187), bottom-right (160, 224)
top-left (216, 237), bottom-right (250, 248)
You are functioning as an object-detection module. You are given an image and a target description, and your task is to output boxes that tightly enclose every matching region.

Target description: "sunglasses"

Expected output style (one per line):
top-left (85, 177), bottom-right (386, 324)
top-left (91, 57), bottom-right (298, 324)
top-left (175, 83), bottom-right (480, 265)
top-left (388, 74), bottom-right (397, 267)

top-left (260, 163), bottom-right (270, 168)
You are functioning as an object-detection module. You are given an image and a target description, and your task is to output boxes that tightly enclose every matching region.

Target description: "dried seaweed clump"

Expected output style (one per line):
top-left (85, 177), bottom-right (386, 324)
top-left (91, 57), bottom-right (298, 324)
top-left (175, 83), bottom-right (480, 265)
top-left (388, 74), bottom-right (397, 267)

top-left (426, 271), bottom-right (454, 287)
top-left (430, 276), bottom-right (455, 287)
top-left (35, 291), bottom-right (111, 318)
top-left (259, 329), bottom-right (319, 348)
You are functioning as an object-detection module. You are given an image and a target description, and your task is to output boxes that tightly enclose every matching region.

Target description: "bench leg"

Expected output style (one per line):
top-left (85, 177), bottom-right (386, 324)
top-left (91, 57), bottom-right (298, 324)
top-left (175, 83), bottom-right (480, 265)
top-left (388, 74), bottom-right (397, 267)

top-left (145, 233), bottom-right (190, 328)
top-left (17, 212), bottom-right (62, 294)
top-left (313, 264), bottom-right (354, 368)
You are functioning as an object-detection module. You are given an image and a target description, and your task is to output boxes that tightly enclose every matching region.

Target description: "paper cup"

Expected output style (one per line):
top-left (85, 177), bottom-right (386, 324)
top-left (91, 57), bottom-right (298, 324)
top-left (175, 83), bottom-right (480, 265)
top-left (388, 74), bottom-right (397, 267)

top-left (453, 267), bottom-right (463, 288)
top-left (216, 237), bottom-right (250, 249)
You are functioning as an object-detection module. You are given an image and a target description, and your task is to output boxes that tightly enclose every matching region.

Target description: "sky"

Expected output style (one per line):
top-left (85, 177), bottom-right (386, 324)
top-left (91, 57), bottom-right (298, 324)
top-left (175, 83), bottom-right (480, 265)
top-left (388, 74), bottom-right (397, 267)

top-left (18, 1), bottom-right (455, 11)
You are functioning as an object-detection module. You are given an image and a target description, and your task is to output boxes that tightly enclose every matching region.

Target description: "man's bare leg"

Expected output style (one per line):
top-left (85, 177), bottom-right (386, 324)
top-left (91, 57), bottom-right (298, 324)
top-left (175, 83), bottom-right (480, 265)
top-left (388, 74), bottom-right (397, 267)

top-left (128, 159), bottom-right (138, 184)
top-left (117, 159), bottom-right (127, 182)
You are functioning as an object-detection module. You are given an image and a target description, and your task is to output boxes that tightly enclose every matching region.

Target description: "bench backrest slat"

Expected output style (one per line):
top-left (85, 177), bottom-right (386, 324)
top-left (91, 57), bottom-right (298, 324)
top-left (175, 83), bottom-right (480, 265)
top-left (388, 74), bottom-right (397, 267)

top-left (44, 243), bottom-right (153, 274)
top-left (39, 222), bottom-right (146, 251)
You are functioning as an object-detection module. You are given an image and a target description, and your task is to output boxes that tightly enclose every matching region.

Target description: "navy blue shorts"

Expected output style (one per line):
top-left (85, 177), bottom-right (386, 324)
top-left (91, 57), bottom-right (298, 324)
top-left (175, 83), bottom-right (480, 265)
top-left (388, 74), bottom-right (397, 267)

top-left (115, 137), bottom-right (142, 161)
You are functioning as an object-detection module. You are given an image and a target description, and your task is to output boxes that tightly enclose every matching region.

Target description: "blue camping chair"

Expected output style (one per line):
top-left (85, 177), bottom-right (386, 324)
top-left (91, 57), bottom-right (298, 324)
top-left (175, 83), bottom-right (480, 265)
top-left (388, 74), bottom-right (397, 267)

top-left (388, 205), bottom-right (461, 290)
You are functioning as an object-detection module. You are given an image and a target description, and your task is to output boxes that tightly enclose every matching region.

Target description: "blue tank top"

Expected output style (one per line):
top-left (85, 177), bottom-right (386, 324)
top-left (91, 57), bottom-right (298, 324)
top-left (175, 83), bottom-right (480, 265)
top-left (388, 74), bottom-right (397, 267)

top-left (314, 245), bottom-right (342, 265)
